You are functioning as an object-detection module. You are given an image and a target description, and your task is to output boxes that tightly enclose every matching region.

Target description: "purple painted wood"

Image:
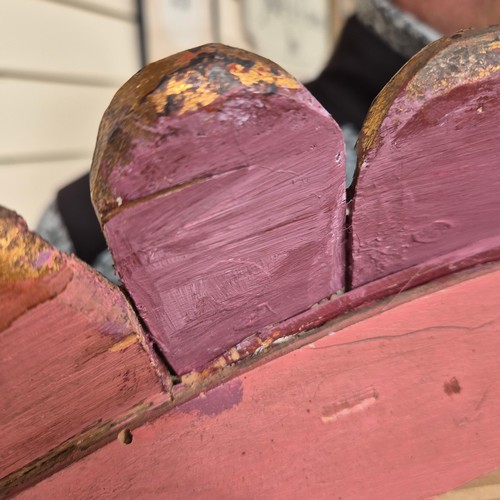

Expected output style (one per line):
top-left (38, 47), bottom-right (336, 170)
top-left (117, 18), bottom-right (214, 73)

top-left (91, 43), bottom-right (346, 374)
top-left (350, 27), bottom-right (500, 287)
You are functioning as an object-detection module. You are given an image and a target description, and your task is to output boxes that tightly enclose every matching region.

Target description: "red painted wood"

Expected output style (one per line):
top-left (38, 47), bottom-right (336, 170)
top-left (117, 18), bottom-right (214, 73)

top-left (0, 208), bottom-right (166, 483)
top-left (91, 44), bottom-right (345, 374)
top-left (350, 27), bottom-right (500, 287)
top-left (22, 263), bottom-right (500, 499)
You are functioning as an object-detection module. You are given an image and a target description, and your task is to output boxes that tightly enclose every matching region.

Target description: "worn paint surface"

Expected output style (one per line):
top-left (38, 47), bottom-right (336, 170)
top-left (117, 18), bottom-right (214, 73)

top-left (350, 27), bottom-right (500, 287)
top-left (92, 43), bottom-right (345, 374)
top-left (181, 235), bottom-right (500, 381)
top-left (0, 207), bottom-right (63, 283)
top-left (0, 208), bottom-right (166, 481)
top-left (91, 43), bottom-right (308, 218)
top-left (21, 264), bottom-right (500, 499)
top-left (179, 379), bottom-right (243, 417)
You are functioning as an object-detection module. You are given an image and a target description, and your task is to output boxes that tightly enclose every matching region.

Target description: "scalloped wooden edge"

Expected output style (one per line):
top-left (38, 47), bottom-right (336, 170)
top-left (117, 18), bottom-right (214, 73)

top-left (90, 43), bottom-right (312, 221)
top-left (356, 26), bottom-right (500, 172)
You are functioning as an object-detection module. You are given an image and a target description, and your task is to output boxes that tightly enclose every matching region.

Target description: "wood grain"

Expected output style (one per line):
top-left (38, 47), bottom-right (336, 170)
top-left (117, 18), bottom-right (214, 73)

top-left (350, 26), bottom-right (500, 287)
top-left (20, 261), bottom-right (500, 500)
top-left (0, 208), bottom-right (167, 486)
top-left (91, 43), bottom-right (346, 374)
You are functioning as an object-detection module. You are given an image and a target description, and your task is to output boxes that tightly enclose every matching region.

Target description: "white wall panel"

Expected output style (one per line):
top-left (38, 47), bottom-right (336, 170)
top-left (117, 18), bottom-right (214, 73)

top-left (0, 159), bottom-right (91, 227)
top-left (0, 0), bottom-right (139, 82)
top-left (0, 80), bottom-right (117, 159)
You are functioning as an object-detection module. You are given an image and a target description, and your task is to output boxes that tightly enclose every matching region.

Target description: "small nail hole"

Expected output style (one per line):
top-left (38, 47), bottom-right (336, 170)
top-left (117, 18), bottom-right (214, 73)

top-left (118, 428), bottom-right (133, 445)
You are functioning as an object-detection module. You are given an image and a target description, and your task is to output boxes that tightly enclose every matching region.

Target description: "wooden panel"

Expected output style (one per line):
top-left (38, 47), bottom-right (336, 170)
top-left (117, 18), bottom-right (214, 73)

top-left (0, 208), bottom-right (167, 483)
top-left (90, 44), bottom-right (345, 374)
top-left (0, 0), bottom-right (138, 82)
top-left (238, 0), bottom-right (333, 81)
top-left (0, 80), bottom-right (117, 159)
top-left (350, 27), bottom-right (500, 287)
top-left (144, 0), bottom-right (213, 62)
top-left (60, 0), bottom-right (136, 19)
top-left (20, 263), bottom-right (500, 499)
top-left (145, 0), bottom-right (344, 82)
top-left (0, 159), bottom-right (90, 227)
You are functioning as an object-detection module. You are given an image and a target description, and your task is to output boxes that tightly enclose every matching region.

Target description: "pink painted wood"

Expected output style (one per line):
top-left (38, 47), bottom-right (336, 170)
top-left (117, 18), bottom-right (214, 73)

top-left (350, 27), bottom-right (500, 287)
top-left (0, 208), bottom-right (168, 487)
top-left (21, 262), bottom-right (500, 499)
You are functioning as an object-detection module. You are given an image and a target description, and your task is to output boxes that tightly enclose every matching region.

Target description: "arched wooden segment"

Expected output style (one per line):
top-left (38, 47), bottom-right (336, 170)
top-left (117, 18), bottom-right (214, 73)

top-left (91, 43), bottom-right (346, 375)
top-left (349, 27), bottom-right (500, 287)
top-left (0, 207), bottom-right (166, 482)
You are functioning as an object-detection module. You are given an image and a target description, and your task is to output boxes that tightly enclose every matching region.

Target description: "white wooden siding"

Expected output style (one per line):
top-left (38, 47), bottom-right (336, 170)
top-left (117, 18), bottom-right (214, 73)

top-left (0, 80), bottom-right (119, 160)
top-left (0, 0), bottom-right (138, 227)
top-left (0, 159), bottom-right (93, 226)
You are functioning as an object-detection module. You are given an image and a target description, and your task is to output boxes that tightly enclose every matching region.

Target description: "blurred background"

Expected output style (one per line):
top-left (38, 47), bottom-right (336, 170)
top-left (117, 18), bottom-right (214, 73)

top-left (0, 0), bottom-right (356, 228)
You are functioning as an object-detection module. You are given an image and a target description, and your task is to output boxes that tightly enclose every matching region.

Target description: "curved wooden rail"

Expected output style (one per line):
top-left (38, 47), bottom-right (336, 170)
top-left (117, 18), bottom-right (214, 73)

top-left (18, 260), bottom-right (500, 499)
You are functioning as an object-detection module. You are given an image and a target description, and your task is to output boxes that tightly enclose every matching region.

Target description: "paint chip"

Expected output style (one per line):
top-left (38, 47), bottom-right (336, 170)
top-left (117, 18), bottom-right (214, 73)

top-left (273, 335), bottom-right (294, 345)
top-left (109, 334), bottom-right (137, 352)
top-left (118, 428), bottom-right (133, 445)
top-left (444, 377), bottom-right (461, 396)
top-left (321, 389), bottom-right (379, 423)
